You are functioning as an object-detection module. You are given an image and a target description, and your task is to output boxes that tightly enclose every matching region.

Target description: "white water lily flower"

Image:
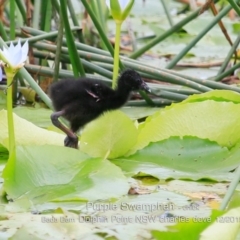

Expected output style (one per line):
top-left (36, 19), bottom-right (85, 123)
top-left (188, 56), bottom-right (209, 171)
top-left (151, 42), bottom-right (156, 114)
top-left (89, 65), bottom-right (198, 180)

top-left (106, 0), bottom-right (134, 22)
top-left (0, 39), bottom-right (28, 69)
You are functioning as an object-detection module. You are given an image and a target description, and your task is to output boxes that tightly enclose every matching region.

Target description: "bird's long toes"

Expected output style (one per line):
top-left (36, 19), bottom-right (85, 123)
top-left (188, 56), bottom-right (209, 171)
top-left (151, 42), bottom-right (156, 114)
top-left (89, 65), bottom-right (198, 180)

top-left (64, 135), bottom-right (79, 149)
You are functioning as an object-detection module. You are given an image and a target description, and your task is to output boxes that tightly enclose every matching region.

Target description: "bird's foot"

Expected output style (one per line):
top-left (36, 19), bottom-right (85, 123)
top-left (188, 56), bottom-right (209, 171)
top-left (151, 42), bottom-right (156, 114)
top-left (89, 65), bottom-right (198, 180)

top-left (64, 135), bottom-right (79, 149)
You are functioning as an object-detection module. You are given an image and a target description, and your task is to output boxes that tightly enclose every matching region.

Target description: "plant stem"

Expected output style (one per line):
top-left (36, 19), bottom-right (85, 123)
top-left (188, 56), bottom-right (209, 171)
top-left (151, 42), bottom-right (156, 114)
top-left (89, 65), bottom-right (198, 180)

top-left (112, 21), bottom-right (122, 88)
top-left (160, 0), bottom-right (173, 27)
top-left (129, 0), bottom-right (220, 59)
top-left (5, 70), bottom-right (16, 160)
top-left (15, 0), bottom-right (27, 24)
top-left (228, 0), bottom-right (240, 16)
top-left (81, 0), bottom-right (124, 70)
top-left (60, 0), bottom-right (85, 77)
top-left (33, 0), bottom-right (41, 28)
top-left (67, 0), bottom-right (84, 43)
top-left (166, 3), bottom-right (234, 69)
top-left (219, 165), bottom-right (240, 210)
top-left (0, 21), bottom-right (8, 41)
top-left (214, 61), bottom-right (240, 82)
top-left (9, 0), bottom-right (15, 39)
top-left (53, 4), bottom-right (64, 82)
top-left (217, 33), bottom-right (240, 75)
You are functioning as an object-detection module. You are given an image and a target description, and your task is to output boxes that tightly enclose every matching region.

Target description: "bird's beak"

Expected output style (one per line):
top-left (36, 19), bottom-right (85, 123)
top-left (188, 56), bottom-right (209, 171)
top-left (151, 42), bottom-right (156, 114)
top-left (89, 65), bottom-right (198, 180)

top-left (140, 81), bottom-right (151, 93)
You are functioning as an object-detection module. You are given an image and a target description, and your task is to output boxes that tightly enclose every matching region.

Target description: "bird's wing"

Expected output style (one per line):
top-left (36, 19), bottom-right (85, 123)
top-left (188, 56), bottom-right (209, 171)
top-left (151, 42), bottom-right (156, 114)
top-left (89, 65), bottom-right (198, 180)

top-left (86, 89), bottom-right (99, 99)
top-left (86, 83), bottom-right (116, 102)
top-left (85, 83), bottom-right (103, 102)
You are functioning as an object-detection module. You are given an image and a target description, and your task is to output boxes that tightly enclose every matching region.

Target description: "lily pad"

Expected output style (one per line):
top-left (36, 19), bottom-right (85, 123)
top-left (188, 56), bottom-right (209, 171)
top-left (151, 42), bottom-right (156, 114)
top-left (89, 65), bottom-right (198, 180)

top-left (130, 100), bottom-right (240, 153)
top-left (13, 107), bottom-right (53, 128)
top-left (200, 207), bottom-right (240, 240)
top-left (0, 110), bottom-right (65, 149)
top-left (152, 209), bottom-right (224, 240)
top-left (121, 106), bottom-right (160, 120)
top-left (3, 145), bottom-right (129, 204)
top-left (81, 110), bottom-right (138, 159)
top-left (111, 158), bottom-right (234, 182)
top-left (124, 136), bottom-right (240, 173)
top-left (180, 90), bottom-right (240, 105)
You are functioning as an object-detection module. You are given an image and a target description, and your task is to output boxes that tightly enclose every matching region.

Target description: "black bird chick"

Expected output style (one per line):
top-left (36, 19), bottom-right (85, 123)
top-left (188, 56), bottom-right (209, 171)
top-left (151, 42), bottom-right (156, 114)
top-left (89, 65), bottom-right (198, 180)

top-left (49, 69), bottom-right (151, 149)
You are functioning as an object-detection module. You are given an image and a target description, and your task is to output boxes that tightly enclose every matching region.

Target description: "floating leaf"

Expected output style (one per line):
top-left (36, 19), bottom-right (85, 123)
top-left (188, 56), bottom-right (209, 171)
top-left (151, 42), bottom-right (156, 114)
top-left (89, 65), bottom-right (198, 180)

top-left (0, 109), bottom-right (65, 149)
top-left (81, 110), bottom-right (137, 159)
top-left (200, 207), bottom-right (240, 240)
top-left (125, 136), bottom-right (240, 173)
top-left (152, 209), bottom-right (223, 240)
top-left (112, 137), bottom-right (238, 181)
top-left (3, 145), bottom-right (129, 204)
top-left (112, 159), bottom-right (234, 182)
top-left (13, 107), bottom-right (53, 128)
top-left (12, 106), bottom-right (159, 129)
top-left (121, 106), bottom-right (160, 120)
top-left (130, 100), bottom-right (240, 153)
top-left (180, 90), bottom-right (240, 105)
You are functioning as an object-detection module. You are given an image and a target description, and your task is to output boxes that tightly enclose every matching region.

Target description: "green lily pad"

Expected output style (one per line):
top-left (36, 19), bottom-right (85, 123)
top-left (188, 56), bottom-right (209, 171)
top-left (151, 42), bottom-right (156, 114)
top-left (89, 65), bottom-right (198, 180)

top-left (12, 106), bottom-right (159, 128)
top-left (112, 159), bottom-right (234, 182)
top-left (152, 209), bottom-right (224, 240)
top-left (81, 110), bottom-right (137, 159)
top-left (180, 90), bottom-right (240, 105)
top-left (124, 136), bottom-right (240, 173)
top-left (0, 110), bottom-right (65, 149)
top-left (13, 107), bottom-right (53, 128)
top-left (200, 207), bottom-right (240, 240)
top-left (130, 100), bottom-right (240, 154)
top-left (121, 106), bottom-right (161, 120)
top-left (3, 145), bottom-right (129, 204)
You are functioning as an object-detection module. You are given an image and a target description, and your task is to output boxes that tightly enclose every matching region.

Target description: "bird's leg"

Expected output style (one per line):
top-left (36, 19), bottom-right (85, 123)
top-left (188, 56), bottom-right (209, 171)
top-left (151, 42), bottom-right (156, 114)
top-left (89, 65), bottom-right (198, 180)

top-left (51, 110), bottom-right (79, 149)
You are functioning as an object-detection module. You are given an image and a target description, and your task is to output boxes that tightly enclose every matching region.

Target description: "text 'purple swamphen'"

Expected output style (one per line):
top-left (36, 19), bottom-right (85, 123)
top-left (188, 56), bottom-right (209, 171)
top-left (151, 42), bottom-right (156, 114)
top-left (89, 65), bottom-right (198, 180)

top-left (49, 69), bottom-right (151, 149)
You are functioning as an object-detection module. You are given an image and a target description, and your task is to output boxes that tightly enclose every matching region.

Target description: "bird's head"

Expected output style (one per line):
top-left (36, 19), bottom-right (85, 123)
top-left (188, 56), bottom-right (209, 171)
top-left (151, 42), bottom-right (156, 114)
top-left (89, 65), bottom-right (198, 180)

top-left (118, 69), bottom-right (151, 93)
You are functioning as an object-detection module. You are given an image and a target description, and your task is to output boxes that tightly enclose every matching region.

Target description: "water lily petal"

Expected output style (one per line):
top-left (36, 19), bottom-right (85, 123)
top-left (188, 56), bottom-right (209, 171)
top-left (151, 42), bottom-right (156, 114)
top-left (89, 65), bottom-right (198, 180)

top-left (15, 39), bottom-right (22, 54)
top-left (0, 39), bottom-right (29, 68)
top-left (9, 41), bottom-right (19, 57)
top-left (20, 40), bottom-right (29, 63)
top-left (2, 47), bottom-right (11, 60)
top-left (8, 42), bottom-right (15, 55)
top-left (12, 50), bottom-right (23, 66)
top-left (6, 40), bottom-right (20, 65)
top-left (2, 46), bottom-right (15, 66)
top-left (0, 47), bottom-right (12, 66)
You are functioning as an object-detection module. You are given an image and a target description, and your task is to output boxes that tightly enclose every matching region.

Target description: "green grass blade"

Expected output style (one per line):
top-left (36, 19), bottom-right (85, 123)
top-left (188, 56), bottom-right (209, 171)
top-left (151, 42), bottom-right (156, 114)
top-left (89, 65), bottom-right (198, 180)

top-left (59, 0), bottom-right (85, 77)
